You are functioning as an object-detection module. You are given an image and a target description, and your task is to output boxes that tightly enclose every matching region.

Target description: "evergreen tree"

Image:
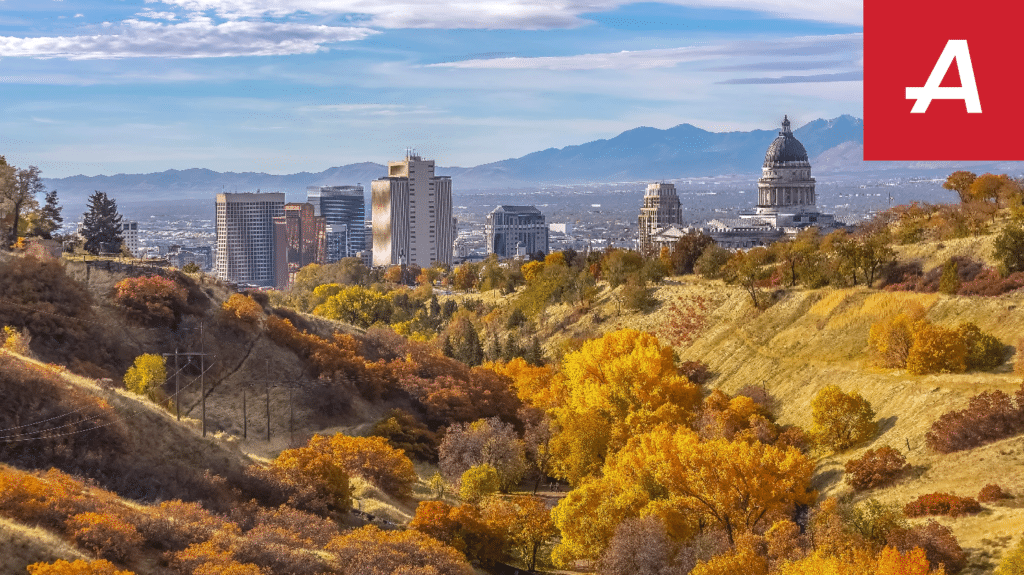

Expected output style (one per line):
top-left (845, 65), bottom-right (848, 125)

top-left (80, 191), bottom-right (123, 254)
top-left (429, 295), bottom-right (441, 318)
top-left (441, 335), bottom-right (454, 359)
top-left (526, 337), bottom-right (544, 366)
top-left (503, 333), bottom-right (521, 361)
top-left (28, 190), bottom-right (63, 240)
top-left (456, 324), bottom-right (484, 366)
top-left (488, 334), bottom-right (503, 362)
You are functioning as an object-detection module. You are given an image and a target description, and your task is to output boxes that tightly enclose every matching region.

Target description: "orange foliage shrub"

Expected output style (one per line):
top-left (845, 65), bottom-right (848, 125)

top-left (113, 275), bottom-right (188, 327)
top-left (27, 559), bottom-right (135, 575)
top-left (869, 306), bottom-right (925, 368)
top-left (978, 484), bottom-right (1010, 503)
top-left (66, 511), bottom-right (144, 562)
top-left (410, 500), bottom-right (507, 565)
top-left (171, 529), bottom-right (266, 575)
top-left (137, 500), bottom-right (227, 552)
top-left (904, 493), bottom-right (981, 518)
top-left (266, 443), bottom-right (351, 513)
top-left (305, 434), bottom-right (417, 497)
top-left (844, 446), bottom-right (909, 491)
top-left (0, 467), bottom-right (104, 531)
top-left (888, 520), bottom-right (967, 573)
top-left (220, 294), bottom-right (263, 329)
top-left (326, 526), bottom-right (474, 575)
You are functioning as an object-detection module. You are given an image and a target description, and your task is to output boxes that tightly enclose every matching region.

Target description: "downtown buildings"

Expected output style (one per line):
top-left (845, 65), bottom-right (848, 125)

top-left (636, 182), bottom-right (682, 256)
top-left (215, 192), bottom-right (285, 287)
top-left (273, 203), bottom-right (326, 288)
top-left (306, 185), bottom-right (365, 263)
top-left (371, 153), bottom-right (454, 268)
top-left (485, 205), bottom-right (548, 259)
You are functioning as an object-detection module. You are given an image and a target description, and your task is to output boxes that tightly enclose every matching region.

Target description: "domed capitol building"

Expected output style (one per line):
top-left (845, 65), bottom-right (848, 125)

top-left (642, 115), bottom-right (844, 253)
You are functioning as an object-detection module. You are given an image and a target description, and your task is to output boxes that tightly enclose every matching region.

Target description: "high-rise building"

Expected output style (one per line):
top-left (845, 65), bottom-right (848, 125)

top-left (371, 153), bottom-right (454, 268)
top-left (120, 221), bottom-right (139, 257)
top-left (306, 185), bottom-right (365, 262)
top-left (273, 203), bottom-right (326, 288)
top-left (168, 245), bottom-right (213, 271)
top-left (215, 192), bottom-right (285, 287)
top-left (637, 182), bottom-right (682, 256)
top-left (486, 206), bottom-right (548, 259)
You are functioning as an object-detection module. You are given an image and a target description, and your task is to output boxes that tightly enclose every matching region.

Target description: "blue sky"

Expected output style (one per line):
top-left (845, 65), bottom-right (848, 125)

top-left (0, 0), bottom-right (862, 177)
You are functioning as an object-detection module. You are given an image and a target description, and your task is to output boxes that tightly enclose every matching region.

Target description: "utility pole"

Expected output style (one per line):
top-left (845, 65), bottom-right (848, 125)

top-left (173, 349), bottom-right (180, 421)
top-left (266, 360), bottom-right (271, 442)
top-left (200, 321), bottom-right (206, 437)
top-left (289, 383), bottom-right (295, 447)
top-left (242, 387), bottom-right (247, 440)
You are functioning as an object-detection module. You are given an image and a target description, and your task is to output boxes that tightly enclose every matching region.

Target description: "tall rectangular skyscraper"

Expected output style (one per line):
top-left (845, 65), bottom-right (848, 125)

top-left (371, 153), bottom-right (453, 268)
top-left (215, 192), bottom-right (285, 287)
top-left (306, 185), bottom-right (365, 262)
top-left (273, 203), bottom-right (326, 288)
top-left (486, 206), bottom-right (548, 258)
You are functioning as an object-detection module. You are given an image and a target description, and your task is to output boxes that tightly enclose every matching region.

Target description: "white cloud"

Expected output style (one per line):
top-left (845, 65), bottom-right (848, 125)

top-left (136, 9), bottom-right (178, 20)
top-left (0, 19), bottom-right (376, 59)
top-left (297, 103), bottom-right (436, 115)
top-left (430, 34), bottom-right (862, 71)
top-left (74, 13), bottom-right (84, 18)
top-left (148, 0), bottom-right (861, 28)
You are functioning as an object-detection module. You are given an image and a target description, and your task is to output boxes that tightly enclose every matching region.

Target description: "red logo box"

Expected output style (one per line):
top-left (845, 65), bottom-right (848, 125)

top-left (864, 0), bottom-right (1024, 160)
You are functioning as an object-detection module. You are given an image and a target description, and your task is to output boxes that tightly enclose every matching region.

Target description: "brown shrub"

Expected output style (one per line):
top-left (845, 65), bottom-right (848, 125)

top-left (887, 520), bottom-right (968, 573)
top-left (978, 483), bottom-right (1011, 503)
top-left (137, 500), bottom-right (227, 552)
top-left (369, 409), bottom-right (439, 462)
top-left (925, 384), bottom-right (1024, 453)
top-left (903, 493), bottom-right (981, 518)
top-left (958, 269), bottom-right (1024, 296)
top-left (66, 511), bottom-right (144, 562)
top-left (844, 446), bottom-right (909, 491)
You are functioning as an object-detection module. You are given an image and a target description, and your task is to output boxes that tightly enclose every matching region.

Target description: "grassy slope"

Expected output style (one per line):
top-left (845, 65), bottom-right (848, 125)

top-left (541, 272), bottom-right (1024, 573)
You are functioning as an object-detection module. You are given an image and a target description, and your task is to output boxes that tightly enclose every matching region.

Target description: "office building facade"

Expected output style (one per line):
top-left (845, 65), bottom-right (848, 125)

top-left (371, 153), bottom-right (454, 268)
top-left (273, 202), bottom-right (326, 288)
top-left (121, 221), bottom-right (139, 257)
top-left (637, 182), bottom-right (682, 256)
top-left (215, 192), bottom-right (285, 287)
top-left (306, 185), bottom-right (365, 262)
top-left (486, 206), bottom-right (548, 259)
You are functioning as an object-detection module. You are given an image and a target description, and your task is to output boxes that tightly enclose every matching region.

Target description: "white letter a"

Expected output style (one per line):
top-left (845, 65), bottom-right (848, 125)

top-left (906, 40), bottom-right (981, 113)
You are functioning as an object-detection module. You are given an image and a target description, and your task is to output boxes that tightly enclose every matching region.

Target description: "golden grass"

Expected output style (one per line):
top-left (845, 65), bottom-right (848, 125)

top-left (0, 517), bottom-right (88, 574)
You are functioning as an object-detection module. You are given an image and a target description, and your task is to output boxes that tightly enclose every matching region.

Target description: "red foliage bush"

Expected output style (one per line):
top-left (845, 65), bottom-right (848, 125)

top-left (904, 493), bottom-right (982, 518)
top-left (113, 275), bottom-right (188, 327)
top-left (680, 360), bottom-right (713, 385)
top-left (925, 384), bottom-right (1024, 453)
top-left (958, 269), bottom-right (1024, 296)
top-left (887, 520), bottom-right (968, 573)
top-left (844, 446), bottom-right (909, 491)
top-left (978, 483), bottom-right (1010, 503)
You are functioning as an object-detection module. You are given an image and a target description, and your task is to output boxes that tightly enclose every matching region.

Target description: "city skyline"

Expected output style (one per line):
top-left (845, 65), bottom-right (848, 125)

top-left (1, 1), bottom-right (861, 178)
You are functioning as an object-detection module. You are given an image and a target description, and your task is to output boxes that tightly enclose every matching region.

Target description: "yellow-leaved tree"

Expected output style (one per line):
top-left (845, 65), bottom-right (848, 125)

top-left (868, 303), bottom-right (927, 368)
top-left (311, 284), bottom-right (393, 328)
top-left (997, 535), bottom-right (1024, 575)
top-left (547, 329), bottom-right (702, 486)
top-left (551, 426), bottom-right (816, 566)
top-left (906, 324), bottom-right (967, 375)
top-left (124, 353), bottom-right (167, 401)
top-left (777, 546), bottom-right (944, 575)
top-left (810, 385), bottom-right (877, 452)
top-left (305, 434), bottom-right (418, 497)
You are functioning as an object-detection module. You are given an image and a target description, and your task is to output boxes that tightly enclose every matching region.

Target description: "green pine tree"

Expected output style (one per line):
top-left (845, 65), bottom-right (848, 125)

top-left (28, 189), bottom-right (63, 240)
top-left (81, 191), bottom-right (123, 255)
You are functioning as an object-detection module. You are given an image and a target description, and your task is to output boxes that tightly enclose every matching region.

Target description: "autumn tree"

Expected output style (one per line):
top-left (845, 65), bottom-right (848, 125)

top-left (906, 324), bottom-right (967, 375)
top-left (1, 163), bottom-right (44, 250)
top-left (810, 385), bottom-right (877, 451)
top-left (957, 322), bottom-right (1005, 370)
top-left (410, 500), bottom-right (507, 565)
top-left (327, 526), bottom-right (474, 575)
top-left (124, 353), bottom-right (167, 401)
top-left (943, 170), bottom-right (976, 203)
top-left (722, 246), bottom-right (771, 308)
top-left (694, 244), bottom-right (731, 279)
top-left (220, 293), bottom-right (263, 328)
top-left (668, 232), bottom-right (715, 275)
top-left (304, 434), bottom-right (417, 497)
top-left (268, 443), bottom-right (352, 512)
top-left (439, 417), bottom-right (527, 492)
top-left (312, 284), bottom-right (393, 328)
top-left (598, 516), bottom-right (685, 575)
top-left (547, 329), bottom-right (702, 485)
top-left (482, 495), bottom-right (556, 571)
top-left (459, 464), bottom-right (500, 503)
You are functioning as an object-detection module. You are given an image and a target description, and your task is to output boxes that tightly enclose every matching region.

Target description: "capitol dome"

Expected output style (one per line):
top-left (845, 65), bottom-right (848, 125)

top-left (763, 115), bottom-right (809, 166)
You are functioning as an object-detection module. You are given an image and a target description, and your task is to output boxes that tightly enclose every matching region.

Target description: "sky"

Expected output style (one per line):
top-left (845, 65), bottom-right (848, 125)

top-left (0, 0), bottom-right (863, 178)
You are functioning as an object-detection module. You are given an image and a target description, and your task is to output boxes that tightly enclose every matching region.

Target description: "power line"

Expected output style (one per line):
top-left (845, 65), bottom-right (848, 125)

top-left (0, 361), bottom-right (213, 444)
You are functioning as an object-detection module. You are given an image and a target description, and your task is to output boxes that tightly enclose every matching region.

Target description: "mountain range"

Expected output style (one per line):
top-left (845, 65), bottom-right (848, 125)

top-left (40, 115), bottom-right (1024, 206)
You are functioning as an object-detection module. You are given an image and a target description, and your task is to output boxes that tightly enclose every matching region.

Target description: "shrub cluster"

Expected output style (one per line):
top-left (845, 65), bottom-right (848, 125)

top-left (870, 312), bottom-right (1005, 374)
top-left (925, 383), bottom-right (1024, 453)
top-left (220, 293), bottom-right (264, 330)
top-left (904, 493), bottom-right (982, 518)
top-left (844, 446), bottom-right (909, 491)
top-left (112, 275), bottom-right (188, 327)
